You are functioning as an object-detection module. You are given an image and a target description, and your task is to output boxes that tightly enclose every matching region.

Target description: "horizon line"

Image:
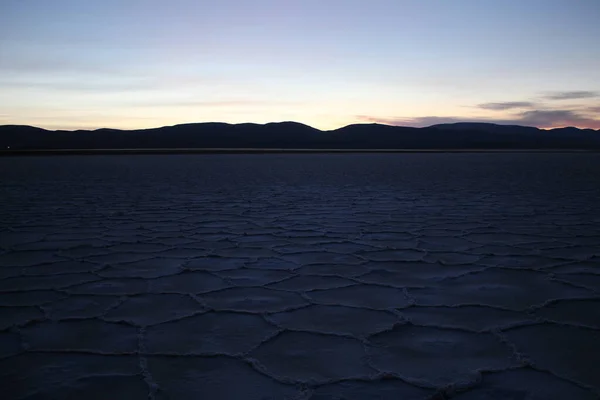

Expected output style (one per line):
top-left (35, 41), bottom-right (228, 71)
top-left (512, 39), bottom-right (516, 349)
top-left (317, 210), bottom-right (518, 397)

top-left (2, 121), bottom-right (599, 133)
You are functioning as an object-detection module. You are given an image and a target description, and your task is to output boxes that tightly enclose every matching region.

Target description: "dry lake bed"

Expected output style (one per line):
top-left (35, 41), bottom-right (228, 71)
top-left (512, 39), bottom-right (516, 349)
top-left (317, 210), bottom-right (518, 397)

top-left (1, 153), bottom-right (599, 399)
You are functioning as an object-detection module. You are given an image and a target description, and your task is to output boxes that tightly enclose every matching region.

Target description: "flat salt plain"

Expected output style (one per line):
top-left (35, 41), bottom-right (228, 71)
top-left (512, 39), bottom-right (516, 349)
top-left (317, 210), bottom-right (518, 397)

top-left (1, 153), bottom-right (600, 399)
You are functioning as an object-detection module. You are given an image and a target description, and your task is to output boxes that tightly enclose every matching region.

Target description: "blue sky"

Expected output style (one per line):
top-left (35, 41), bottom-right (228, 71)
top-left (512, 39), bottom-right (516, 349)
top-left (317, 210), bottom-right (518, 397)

top-left (1, 0), bottom-right (599, 130)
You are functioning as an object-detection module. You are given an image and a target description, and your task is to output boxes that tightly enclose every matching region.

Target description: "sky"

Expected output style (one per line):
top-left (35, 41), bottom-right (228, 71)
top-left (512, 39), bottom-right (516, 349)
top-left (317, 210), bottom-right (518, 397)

top-left (1, 0), bottom-right (599, 130)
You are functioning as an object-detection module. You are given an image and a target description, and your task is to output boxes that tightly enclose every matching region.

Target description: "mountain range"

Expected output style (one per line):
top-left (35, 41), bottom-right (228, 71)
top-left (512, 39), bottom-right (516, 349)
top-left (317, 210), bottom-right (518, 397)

top-left (1, 122), bottom-right (599, 151)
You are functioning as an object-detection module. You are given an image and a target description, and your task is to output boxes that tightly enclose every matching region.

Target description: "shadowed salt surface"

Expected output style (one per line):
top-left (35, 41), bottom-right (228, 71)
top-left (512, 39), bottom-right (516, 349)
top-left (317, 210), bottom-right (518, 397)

top-left (1, 153), bottom-right (600, 399)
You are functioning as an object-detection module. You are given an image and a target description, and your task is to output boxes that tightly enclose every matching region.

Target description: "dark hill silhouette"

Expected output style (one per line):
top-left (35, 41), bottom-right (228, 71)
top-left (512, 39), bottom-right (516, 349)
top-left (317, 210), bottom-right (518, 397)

top-left (1, 121), bottom-right (599, 151)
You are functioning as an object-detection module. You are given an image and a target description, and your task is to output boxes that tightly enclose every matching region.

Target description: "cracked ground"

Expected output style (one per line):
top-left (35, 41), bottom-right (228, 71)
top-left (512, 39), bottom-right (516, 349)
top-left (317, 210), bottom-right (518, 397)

top-left (1, 153), bottom-right (599, 400)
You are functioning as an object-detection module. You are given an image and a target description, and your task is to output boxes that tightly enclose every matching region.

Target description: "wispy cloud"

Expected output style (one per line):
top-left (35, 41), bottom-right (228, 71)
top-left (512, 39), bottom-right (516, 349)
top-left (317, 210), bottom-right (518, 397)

top-left (360, 91), bottom-right (600, 129)
top-left (128, 99), bottom-right (304, 109)
top-left (0, 79), bottom-right (156, 93)
top-left (517, 110), bottom-right (600, 128)
top-left (357, 115), bottom-right (464, 127)
top-left (0, 53), bottom-right (127, 77)
top-left (587, 106), bottom-right (600, 113)
top-left (359, 108), bottom-right (600, 129)
top-left (477, 102), bottom-right (536, 110)
top-left (544, 91), bottom-right (599, 100)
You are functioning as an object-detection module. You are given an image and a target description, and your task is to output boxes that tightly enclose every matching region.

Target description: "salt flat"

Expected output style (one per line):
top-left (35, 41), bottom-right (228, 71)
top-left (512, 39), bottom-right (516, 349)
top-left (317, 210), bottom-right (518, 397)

top-left (1, 153), bottom-right (599, 399)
